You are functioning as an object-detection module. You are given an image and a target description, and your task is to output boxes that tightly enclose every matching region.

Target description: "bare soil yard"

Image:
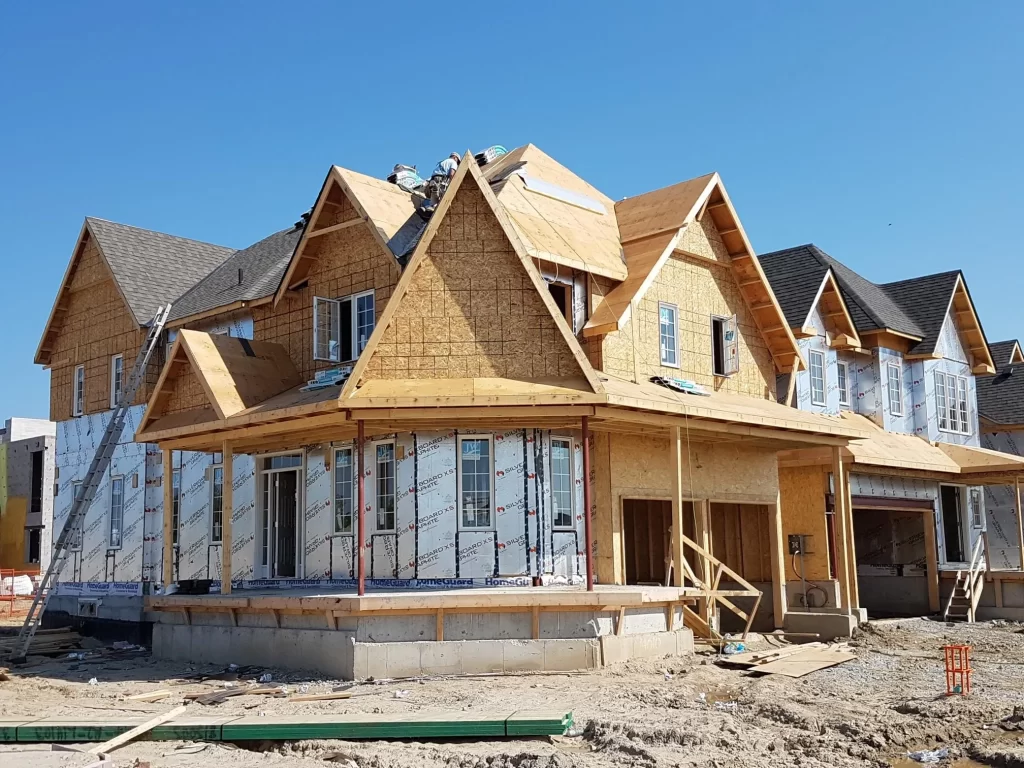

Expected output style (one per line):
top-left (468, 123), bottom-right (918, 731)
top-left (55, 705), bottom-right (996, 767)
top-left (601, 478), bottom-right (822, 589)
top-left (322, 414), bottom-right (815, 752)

top-left (4, 618), bottom-right (1024, 767)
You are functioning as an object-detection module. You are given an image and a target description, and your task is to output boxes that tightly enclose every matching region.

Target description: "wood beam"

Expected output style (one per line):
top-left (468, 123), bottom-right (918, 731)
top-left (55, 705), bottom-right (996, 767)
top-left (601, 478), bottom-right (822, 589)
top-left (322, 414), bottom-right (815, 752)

top-left (768, 490), bottom-right (787, 628)
top-left (831, 446), bottom-right (853, 614)
top-left (923, 505), bottom-right (940, 613)
top-left (221, 441), bottom-right (233, 594)
top-left (671, 427), bottom-right (685, 588)
top-left (305, 218), bottom-right (363, 238)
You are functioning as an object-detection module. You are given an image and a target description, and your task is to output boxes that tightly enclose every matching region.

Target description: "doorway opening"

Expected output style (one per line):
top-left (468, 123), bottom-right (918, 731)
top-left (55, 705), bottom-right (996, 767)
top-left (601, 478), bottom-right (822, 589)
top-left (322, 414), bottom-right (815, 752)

top-left (623, 499), bottom-right (675, 585)
top-left (941, 485), bottom-right (966, 563)
top-left (260, 454), bottom-right (303, 579)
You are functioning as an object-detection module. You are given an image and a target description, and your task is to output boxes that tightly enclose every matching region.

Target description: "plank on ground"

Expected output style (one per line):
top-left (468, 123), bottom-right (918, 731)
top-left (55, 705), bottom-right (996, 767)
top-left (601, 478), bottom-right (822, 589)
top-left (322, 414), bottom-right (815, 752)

top-left (753, 647), bottom-right (855, 678)
top-left (87, 705), bottom-right (187, 754)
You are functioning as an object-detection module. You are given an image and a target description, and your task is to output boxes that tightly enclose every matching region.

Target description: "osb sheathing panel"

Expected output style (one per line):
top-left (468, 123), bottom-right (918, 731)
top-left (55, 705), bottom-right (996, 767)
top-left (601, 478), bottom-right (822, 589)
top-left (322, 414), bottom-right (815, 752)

top-left (710, 503), bottom-right (773, 583)
top-left (253, 221), bottom-right (400, 382)
top-left (161, 363), bottom-right (208, 416)
top-left (596, 219), bottom-right (776, 400)
top-left (778, 465), bottom-right (831, 580)
top-left (362, 182), bottom-right (585, 381)
top-left (46, 236), bottom-right (149, 421)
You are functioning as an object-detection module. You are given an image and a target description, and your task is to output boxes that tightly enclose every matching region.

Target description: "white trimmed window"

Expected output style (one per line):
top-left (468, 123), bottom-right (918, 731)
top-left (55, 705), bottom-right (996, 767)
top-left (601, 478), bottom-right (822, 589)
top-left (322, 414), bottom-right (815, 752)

top-left (313, 290), bottom-right (375, 363)
top-left (458, 436), bottom-right (494, 530)
top-left (711, 315), bottom-right (740, 376)
top-left (109, 354), bottom-right (123, 408)
top-left (70, 481), bottom-right (84, 551)
top-left (658, 303), bottom-right (678, 367)
top-left (210, 464), bottom-right (224, 544)
top-left (551, 437), bottom-right (575, 530)
top-left (837, 361), bottom-right (850, 406)
top-left (375, 442), bottom-right (396, 532)
top-left (171, 467), bottom-right (181, 547)
top-left (108, 476), bottom-right (124, 549)
top-left (936, 371), bottom-right (971, 435)
top-left (73, 364), bottom-right (85, 416)
top-left (887, 362), bottom-right (903, 417)
top-left (334, 447), bottom-right (354, 534)
top-left (809, 350), bottom-right (826, 406)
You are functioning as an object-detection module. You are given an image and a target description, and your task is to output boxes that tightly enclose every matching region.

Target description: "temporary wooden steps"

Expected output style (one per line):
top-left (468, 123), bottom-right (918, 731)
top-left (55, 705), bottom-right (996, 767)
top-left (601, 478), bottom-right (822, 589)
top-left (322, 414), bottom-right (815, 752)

top-left (0, 710), bottom-right (573, 743)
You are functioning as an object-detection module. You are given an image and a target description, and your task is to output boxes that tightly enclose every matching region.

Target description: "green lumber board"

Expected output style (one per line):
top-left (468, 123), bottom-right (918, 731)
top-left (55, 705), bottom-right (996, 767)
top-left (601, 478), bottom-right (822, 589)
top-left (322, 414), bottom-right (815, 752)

top-left (0, 718), bottom-right (37, 743)
top-left (222, 712), bottom-right (512, 741)
top-left (505, 710), bottom-right (573, 736)
top-left (17, 718), bottom-right (139, 743)
top-left (149, 716), bottom-right (242, 741)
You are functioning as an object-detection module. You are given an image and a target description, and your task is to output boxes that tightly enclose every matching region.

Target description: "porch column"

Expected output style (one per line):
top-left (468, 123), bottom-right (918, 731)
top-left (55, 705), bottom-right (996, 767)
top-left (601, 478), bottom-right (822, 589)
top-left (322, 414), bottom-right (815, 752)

top-left (842, 468), bottom-right (860, 609)
top-left (831, 447), bottom-right (853, 613)
top-left (694, 500), bottom-right (712, 623)
top-left (221, 441), bottom-right (233, 594)
top-left (670, 427), bottom-right (685, 588)
top-left (161, 448), bottom-right (173, 587)
top-left (768, 491), bottom-right (787, 629)
top-left (357, 420), bottom-right (366, 596)
top-left (582, 416), bottom-right (594, 591)
top-left (1016, 478), bottom-right (1024, 568)
top-left (923, 507), bottom-right (941, 613)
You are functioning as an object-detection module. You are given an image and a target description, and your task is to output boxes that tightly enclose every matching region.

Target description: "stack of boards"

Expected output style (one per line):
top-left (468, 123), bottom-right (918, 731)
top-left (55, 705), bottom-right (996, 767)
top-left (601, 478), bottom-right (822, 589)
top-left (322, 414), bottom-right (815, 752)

top-left (0, 710), bottom-right (573, 743)
top-left (0, 628), bottom-right (82, 657)
top-left (717, 642), bottom-right (855, 678)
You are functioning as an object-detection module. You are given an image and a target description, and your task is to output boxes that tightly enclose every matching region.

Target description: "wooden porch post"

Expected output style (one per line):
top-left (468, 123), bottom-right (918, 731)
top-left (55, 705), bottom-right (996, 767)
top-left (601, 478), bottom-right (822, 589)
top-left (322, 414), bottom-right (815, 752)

top-left (221, 441), bottom-right (233, 594)
top-left (161, 448), bottom-right (173, 587)
top-left (923, 507), bottom-right (941, 613)
top-left (768, 491), bottom-right (787, 629)
top-left (582, 416), bottom-right (594, 591)
top-left (1016, 478), bottom-right (1024, 569)
top-left (357, 420), bottom-right (366, 596)
top-left (843, 468), bottom-right (860, 610)
top-left (694, 500), bottom-right (712, 623)
top-left (831, 447), bottom-right (853, 613)
top-left (671, 427), bottom-right (685, 588)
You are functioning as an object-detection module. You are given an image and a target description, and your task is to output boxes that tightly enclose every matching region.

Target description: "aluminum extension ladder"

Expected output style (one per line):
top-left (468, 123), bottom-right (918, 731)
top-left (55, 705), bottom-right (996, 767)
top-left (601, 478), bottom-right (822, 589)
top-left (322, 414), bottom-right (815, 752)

top-left (5, 304), bottom-right (171, 662)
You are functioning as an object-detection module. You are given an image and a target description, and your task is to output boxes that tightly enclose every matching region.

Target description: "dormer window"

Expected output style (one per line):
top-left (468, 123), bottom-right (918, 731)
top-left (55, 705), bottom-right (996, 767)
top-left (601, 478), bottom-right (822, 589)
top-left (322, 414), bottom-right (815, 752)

top-left (936, 371), bottom-right (971, 435)
top-left (887, 363), bottom-right (904, 417)
top-left (313, 290), bottom-right (375, 363)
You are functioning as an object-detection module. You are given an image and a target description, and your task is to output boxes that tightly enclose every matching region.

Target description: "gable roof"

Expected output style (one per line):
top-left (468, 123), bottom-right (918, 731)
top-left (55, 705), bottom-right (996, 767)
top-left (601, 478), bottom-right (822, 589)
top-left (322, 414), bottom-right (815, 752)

top-left (879, 271), bottom-right (962, 355)
top-left (84, 218), bottom-right (234, 323)
top-left (758, 247), bottom-right (832, 329)
top-left (36, 218), bottom-right (234, 365)
top-left (167, 226), bottom-right (302, 325)
top-left (990, 340), bottom-right (1024, 370)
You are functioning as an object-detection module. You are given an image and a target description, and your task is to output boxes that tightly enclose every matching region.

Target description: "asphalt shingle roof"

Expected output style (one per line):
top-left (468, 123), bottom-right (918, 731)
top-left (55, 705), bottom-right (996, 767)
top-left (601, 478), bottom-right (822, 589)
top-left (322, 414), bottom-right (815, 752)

top-left (167, 226), bottom-right (302, 322)
top-left (758, 247), bottom-right (830, 329)
top-left (879, 271), bottom-right (961, 356)
top-left (86, 217), bottom-right (234, 324)
top-left (977, 366), bottom-right (1024, 426)
top-left (988, 340), bottom-right (1021, 371)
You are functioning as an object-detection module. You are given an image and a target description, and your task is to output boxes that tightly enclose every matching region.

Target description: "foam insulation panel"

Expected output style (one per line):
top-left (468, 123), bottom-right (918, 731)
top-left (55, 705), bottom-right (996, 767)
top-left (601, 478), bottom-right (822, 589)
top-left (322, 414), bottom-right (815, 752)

top-left (982, 430), bottom-right (1024, 569)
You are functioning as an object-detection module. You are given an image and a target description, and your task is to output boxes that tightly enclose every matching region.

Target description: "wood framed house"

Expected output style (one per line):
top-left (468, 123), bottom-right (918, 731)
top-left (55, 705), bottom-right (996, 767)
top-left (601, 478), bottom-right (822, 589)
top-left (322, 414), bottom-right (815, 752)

top-left (122, 146), bottom-right (870, 653)
top-left (762, 244), bottom-right (1024, 622)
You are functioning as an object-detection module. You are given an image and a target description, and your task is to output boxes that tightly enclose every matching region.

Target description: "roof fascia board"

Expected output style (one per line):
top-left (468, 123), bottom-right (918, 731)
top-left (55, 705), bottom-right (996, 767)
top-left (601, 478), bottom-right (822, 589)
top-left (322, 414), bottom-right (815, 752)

top-left (950, 273), bottom-right (996, 372)
top-left (272, 170), bottom-right (331, 306)
top-left (137, 336), bottom-right (189, 435)
top-left (166, 295), bottom-right (274, 329)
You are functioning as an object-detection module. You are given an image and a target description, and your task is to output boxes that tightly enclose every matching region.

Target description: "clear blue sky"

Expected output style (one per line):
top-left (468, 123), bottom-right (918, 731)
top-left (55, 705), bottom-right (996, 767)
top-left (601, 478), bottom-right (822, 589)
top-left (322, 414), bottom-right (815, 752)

top-left (1, 3), bottom-right (1021, 419)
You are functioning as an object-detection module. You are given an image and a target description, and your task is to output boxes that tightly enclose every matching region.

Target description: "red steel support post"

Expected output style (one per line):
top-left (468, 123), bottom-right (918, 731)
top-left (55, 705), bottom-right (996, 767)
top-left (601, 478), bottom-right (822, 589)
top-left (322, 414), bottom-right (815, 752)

top-left (357, 420), bottom-right (366, 596)
top-left (582, 415), bottom-right (594, 591)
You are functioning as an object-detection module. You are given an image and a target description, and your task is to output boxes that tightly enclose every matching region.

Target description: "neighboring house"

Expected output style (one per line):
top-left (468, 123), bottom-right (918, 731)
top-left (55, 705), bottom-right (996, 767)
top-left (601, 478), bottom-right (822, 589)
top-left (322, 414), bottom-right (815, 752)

top-left (762, 244), bottom-right (1024, 620)
top-left (129, 145), bottom-right (868, 643)
top-left (977, 340), bottom-right (1024, 581)
top-left (0, 417), bottom-right (56, 573)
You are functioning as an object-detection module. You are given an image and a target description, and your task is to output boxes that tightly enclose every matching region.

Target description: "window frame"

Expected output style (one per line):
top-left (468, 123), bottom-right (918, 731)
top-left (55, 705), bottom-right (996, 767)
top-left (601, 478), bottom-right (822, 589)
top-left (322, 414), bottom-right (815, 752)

top-left (550, 436), bottom-right (576, 531)
top-left (109, 354), bottom-right (124, 409)
top-left (887, 362), bottom-right (904, 417)
top-left (209, 463), bottom-right (224, 545)
top-left (658, 302), bottom-right (679, 368)
top-left (457, 435), bottom-right (495, 531)
top-left (313, 289), bottom-right (375, 364)
top-left (73, 364), bottom-right (85, 416)
top-left (69, 480), bottom-right (84, 552)
top-left (108, 475), bottom-right (125, 550)
top-left (171, 465), bottom-right (181, 547)
top-left (373, 440), bottom-right (397, 533)
top-left (334, 446), bottom-right (355, 535)
top-left (935, 371), bottom-right (972, 435)
top-left (808, 350), bottom-right (826, 406)
top-left (711, 314), bottom-right (740, 377)
top-left (837, 360), bottom-right (850, 406)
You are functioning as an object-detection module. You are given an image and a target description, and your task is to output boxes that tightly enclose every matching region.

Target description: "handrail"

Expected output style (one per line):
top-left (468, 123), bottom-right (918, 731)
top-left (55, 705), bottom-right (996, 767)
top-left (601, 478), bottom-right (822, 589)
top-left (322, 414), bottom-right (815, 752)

top-left (967, 533), bottom-right (987, 620)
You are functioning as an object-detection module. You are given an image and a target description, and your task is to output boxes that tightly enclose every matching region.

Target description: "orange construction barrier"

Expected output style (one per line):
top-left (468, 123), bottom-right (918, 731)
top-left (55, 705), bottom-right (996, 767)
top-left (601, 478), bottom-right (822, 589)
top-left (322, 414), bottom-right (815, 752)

top-left (943, 644), bottom-right (972, 695)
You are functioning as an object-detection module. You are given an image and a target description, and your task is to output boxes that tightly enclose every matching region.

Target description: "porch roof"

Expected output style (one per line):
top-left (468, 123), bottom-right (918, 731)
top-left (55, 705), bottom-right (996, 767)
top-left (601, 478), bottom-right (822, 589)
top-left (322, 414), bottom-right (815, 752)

top-left (780, 413), bottom-right (1024, 483)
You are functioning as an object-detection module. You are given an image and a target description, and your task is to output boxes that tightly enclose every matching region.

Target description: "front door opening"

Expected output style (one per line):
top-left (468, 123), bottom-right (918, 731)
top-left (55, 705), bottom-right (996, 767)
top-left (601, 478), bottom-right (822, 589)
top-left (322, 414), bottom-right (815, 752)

top-left (260, 455), bottom-right (302, 579)
top-left (941, 485), bottom-right (966, 563)
top-left (623, 499), bottom-right (674, 585)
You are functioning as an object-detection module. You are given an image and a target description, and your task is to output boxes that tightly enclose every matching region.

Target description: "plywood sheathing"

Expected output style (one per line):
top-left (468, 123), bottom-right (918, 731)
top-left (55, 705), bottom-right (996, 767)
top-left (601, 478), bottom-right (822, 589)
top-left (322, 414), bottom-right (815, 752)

top-left (39, 231), bottom-right (150, 420)
top-left (778, 465), bottom-right (832, 581)
top-left (934, 441), bottom-right (1024, 476)
top-left (484, 145), bottom-right (627, 281)
top-left (341, 152), bottom-right (604, 397)
top-left (255, 213), bottom-right (401, 383)
top-left (275, 166), bottom-right (419, 301)
top-left (584, 173), bottom-right (803, 375)
top-left (139, 330), bottom-right (300, 433)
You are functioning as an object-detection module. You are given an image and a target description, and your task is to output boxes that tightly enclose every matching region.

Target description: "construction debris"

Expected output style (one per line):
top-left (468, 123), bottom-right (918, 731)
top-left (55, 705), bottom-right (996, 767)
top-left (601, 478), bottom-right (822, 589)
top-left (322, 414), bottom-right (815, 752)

top-left (86, 706), bottom-right (187, 754)
top-left (717, 642), bottom-right (855, 678)
top-left (0, 627), bottom-right (81, 657)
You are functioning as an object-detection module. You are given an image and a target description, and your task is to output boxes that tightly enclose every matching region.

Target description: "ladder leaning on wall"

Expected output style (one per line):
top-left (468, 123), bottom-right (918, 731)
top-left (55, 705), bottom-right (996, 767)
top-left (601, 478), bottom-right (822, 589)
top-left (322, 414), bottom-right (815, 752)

top-left (4, 304), bottom-right (171, 663)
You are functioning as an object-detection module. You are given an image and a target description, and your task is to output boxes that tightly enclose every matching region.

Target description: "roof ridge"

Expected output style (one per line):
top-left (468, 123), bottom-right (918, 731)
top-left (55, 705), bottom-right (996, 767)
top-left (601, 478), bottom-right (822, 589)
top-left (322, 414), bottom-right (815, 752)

top-left (85, 216), bottom-right (235, 252)
top-left (878, 269), bottom-right (961, 289)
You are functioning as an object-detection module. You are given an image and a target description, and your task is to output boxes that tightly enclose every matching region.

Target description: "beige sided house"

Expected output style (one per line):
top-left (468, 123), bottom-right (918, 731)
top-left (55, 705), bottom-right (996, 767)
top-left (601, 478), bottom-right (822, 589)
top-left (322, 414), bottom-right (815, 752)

top-left (126, 145), bottom-right (867, 676)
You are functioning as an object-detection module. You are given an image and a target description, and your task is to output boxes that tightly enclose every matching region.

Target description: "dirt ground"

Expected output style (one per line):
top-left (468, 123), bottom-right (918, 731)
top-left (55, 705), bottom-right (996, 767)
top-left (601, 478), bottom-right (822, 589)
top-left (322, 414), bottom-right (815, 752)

top-left (4, 618), bottom-right (1024, 767)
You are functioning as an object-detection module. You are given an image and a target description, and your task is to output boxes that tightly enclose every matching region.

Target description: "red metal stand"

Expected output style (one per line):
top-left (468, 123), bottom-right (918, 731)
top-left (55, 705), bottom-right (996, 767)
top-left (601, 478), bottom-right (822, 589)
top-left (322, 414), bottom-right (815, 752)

top-left (582, 416), bottom-right (594, 591)
top-left (357, 420), bottom-right (366, 596)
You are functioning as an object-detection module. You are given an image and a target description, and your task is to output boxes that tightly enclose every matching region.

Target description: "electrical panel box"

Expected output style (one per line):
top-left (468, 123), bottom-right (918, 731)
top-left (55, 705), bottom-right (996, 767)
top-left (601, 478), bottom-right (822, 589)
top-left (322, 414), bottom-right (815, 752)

top-left (787, 534), bottom-right (815, 555)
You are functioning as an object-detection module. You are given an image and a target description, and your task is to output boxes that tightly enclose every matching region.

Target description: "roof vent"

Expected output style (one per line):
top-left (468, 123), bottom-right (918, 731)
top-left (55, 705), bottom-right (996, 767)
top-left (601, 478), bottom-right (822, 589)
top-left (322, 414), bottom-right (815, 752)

top-left (237, 268), bottom-right (244, 285)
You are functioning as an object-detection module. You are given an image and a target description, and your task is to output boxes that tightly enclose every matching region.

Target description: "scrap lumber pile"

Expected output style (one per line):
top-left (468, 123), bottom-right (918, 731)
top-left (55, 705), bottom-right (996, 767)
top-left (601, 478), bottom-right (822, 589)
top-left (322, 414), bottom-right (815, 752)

top-left (0, 627), bottom-right (81, 657)
top-left (0, 709), bottom-right (574, 743)
top-left (717, 642), bottom-right (855, 678)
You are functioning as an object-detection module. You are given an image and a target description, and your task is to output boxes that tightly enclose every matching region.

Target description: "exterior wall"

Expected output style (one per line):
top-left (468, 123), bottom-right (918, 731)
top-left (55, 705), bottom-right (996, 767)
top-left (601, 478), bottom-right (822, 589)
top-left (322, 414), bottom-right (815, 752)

top-left (252, 221), bottom-right (400, 383)
top-left (982, 430), bottom-right (1023, 569)
top-left (794, 305), bottom-right (841, 415)
top-left (920, 312), bottom-right (980, 447)
top-left (46, 236), bottom-right (149, 421)
top-left (597, 219), bottom-right (776, 400)
top-left (0, 431), bottom-right (56, 571)
top-left (365, 183), bottom-right (583, 381)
